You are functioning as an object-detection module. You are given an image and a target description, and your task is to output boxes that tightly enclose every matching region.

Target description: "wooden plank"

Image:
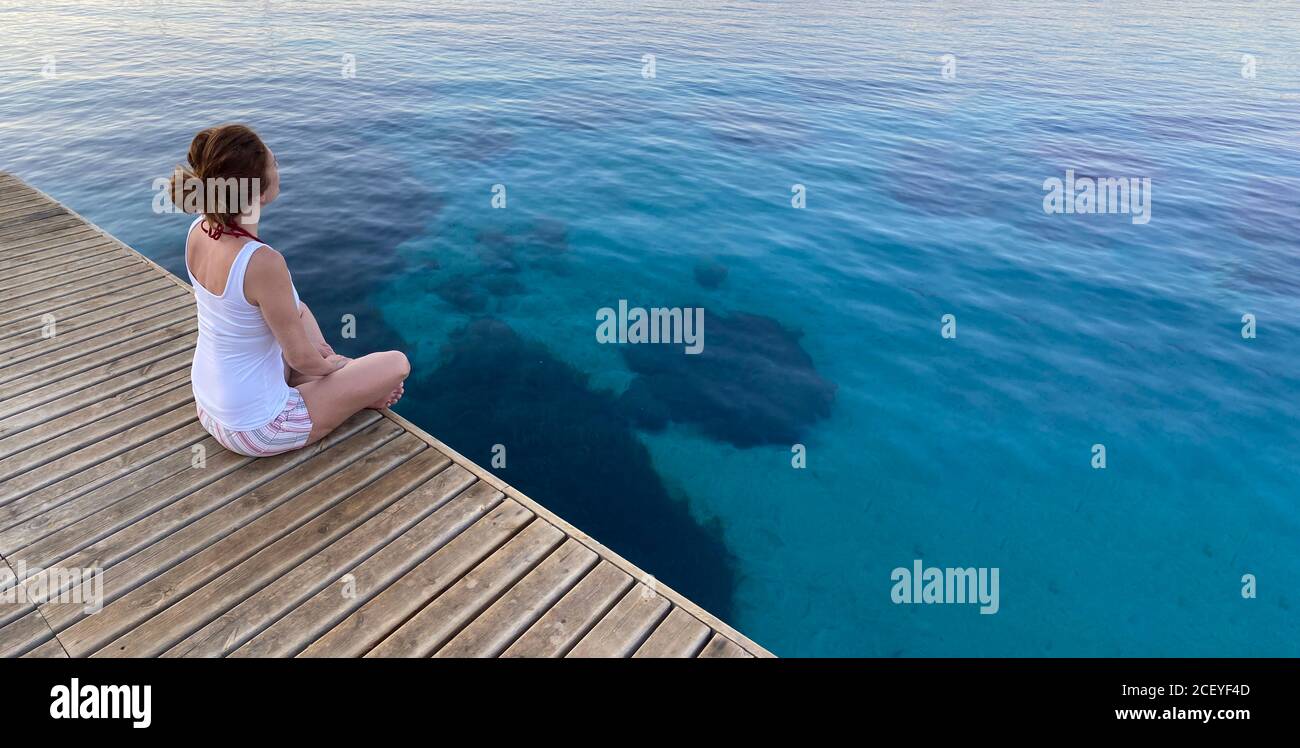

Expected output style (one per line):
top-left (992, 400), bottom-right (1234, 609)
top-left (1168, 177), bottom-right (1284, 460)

top-left (0, 377), bottom-right (191, 482)
top-left (232, 481), bottom-right (503, 658)
top-left (368, 519), bottom-right (565, 657)
top-left (0, 207), bottom-right (77, 233)
top-left (15, 325), bottom-right (189, 398)
top-left (0, 275), bottom-right (177, 338)
top-left (0, 226), bottom-right (103, 262)
top-left (0, 344), bottom-right (193, 437)
top-left (0, 413), bottom-right (205, 554)
top-left (1, 273), bottom-right (150, 326)
top-left (566, 583), bottom-right (671, 658)
top-left (47, 413), bottom-right (394, 644)
top-left (95, 436), bottom-right (437, 657)
top-left (0, 228), bottom-right (107, 261)
top-left (697, 632), bottom-right (753, 658)
top-left (0, 207), bottom-right (76, 230)
top-left (0, 424), bottom-right (205, 559)
top-left (0, 259), bottom-right (162, 317)
top-left (0, 284), bottom-right (189, 359)
top-left (0, 184), bottom-right (45, 201)
top-left (0, 202), bottom-right (39, 219)
top-left (49, 424), bottom-right (395, 653)
top-left (0, 233), bottom-right (117, 274)
top-left (502, 561), bottom-right (634, 657)
top-left (0, 208), bottom-right (69, 234)
top-left (0, 194), bottom-right (51, 215)
top-left (0, 189), bottom-right (51, 205)
top-left (0, 285), bottom-right (190, 357)
top-left (0, 171), bottom-right (35, 186)
top-left (6, 430), bottom-right (248, 570)
top-left (0, 244), bottom-right (115, 282)
top-left (0, 198), bottom-right (63, 218)
top-left (0, 608), bottom-right (55, 657)
top-left (0, 305), bottom-right (193, 385)
top-left (633, 607), bottom-right (711, 658)
top-left (0, 203), bottom-right (66, 226)
top-left (0, 574), bottom-right (19, 624)
top-left (0, 208), bottom-right (46, 225)
top-left (0, 367), bottom-right (189, 460)
top-left (6, 227), bottom-right (115, 253)
top-left (0, 421), bottom-right (207, 540)
top-left (0, 193), bottom-right (45, 214)
top-left (0, 208), bottom-right (54, 226)
top-left (166, 462), bottom-right (477, 657)
top-left (0, 299), bottom-right (192, 374)
top-left (0, 208), bottom-right (89, 236)
top-left (0, 315), bottom-right (195, 401)
top-left (21, 415), bottom-right (386, 600)
top-left (0, 546), bottom-right (56, 658)
top-left (435, 537), bottom-right (598, 658)
top-left (0, 223), bottom-right (105, 256)
top-left (0, 306), bottom-right (192, 390)
top-left (300, 499), bottom-right (534, 657)
top-left (21, 637), bottom-right (68, 658)
top-left (0, 395), bottom-right (196, 516)
top-left (0, 215), bottom-right (85, 244)
top-left (0, 245), bottom-right (122, 292)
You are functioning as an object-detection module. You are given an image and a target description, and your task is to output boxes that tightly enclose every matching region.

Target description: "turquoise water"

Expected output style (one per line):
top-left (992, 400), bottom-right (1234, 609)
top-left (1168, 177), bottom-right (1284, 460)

top-left (3, 1), bottom-right (1299, 656)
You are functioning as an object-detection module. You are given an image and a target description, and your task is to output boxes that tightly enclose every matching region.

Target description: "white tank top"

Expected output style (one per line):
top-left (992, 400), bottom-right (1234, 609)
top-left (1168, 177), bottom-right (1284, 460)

top-left (186, 216), bottom-right (300, 431)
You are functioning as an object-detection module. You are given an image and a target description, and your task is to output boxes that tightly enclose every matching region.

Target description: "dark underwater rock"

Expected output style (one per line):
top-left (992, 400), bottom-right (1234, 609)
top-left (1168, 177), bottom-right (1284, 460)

top-left (619, 310), bottom-right (835, 448)
top-left (434, 274), bottom-right (490, 313)
top-left (475, 229), bottom-right (520, 273)
top-left (693, 258), bottom-right (728, 289)
top-left (530, 217), bottom-right (569, 255)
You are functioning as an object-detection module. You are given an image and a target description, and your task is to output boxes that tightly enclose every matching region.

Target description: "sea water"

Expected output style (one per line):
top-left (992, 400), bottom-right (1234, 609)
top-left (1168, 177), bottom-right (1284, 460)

top-left (2, 0), bottom-right (1298, 656)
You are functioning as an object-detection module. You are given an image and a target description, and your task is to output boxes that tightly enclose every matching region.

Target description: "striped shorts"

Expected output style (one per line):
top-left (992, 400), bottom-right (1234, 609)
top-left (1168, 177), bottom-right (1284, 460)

top-left (196, 389), bottom-right (313, 457)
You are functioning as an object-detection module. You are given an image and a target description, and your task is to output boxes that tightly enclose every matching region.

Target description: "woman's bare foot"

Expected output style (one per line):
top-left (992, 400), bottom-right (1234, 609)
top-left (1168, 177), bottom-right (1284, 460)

top-left (368, 381), bottom-right (404, 410)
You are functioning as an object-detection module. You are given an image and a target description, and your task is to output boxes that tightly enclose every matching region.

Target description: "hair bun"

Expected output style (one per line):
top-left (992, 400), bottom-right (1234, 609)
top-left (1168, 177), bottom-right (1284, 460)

top-left (187, 128), bottom-right (215, 177)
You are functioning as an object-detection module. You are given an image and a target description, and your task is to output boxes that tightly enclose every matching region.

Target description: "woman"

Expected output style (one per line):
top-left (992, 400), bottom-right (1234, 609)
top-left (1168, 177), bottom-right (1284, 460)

top-left (172, 124), bottom-right (408, 457)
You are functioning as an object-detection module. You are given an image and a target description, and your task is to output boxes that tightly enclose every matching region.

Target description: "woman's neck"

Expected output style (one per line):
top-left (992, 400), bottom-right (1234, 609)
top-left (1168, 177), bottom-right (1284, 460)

top-left (233, 214), bottom-right (259, 237)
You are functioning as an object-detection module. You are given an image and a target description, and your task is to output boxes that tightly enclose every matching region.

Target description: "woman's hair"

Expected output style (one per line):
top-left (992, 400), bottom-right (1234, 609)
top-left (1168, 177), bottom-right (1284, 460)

top-left (168, 124), bottom-right (270, 228)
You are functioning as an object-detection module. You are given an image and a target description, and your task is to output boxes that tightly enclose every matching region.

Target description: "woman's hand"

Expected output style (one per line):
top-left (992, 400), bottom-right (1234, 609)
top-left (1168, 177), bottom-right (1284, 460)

top-left (325, 353), bottom-right (351, 370)
top-left (317, 341), bottom-right (336, 358)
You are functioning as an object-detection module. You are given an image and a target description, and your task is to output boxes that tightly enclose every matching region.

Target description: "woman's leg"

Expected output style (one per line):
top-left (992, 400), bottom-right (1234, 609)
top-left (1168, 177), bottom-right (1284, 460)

top-left (295, 350), bottom-right (410, 444)
top-left (287, 360), bottom-right (322, 387)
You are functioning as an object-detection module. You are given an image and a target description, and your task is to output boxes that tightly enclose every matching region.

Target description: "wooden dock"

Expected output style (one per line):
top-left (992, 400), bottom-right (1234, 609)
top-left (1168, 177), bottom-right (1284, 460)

top-left (0, 171), bottom-right (769, 659)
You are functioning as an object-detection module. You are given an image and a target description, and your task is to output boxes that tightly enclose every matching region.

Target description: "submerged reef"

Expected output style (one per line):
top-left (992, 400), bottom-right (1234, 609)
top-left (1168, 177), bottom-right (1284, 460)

top-left (693, 258), bottom-right (729, 289)
top-left (438, 114), bottom-right (518, 163)
top-left (433, 274), bottom-right (491, 314)
top-left (403, 318), bottom-right (737, 618)
top-left (618, 310), bottom-right (835, 448)
top-left (428, 219), bottom-right (575, 314)
top-left (475, 229), bottom-right (521, 273)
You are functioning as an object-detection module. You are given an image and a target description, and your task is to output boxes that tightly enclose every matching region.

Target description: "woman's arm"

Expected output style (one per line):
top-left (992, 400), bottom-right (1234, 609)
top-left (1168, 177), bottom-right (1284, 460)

top-left (297, 301), bottom-right (336, 358)
top-left (244, 247), bottom-right (345, 377)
